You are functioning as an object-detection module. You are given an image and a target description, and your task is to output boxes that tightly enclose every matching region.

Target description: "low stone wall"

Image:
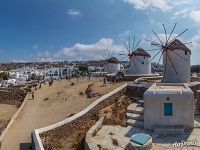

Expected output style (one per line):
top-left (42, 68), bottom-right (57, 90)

top-left (0, 87), bottom-right (27, 105)
top-left (32, 84), bottom-right (127, 150)
top-left (188, 82), bottom-right (200, 98)
top-left (126, 84), bottom-right (149, 98)
top-left (196, 90), bottom-right (200, 114)
top-left (125, 76), bottom-right (162, 98)
top-left (124, 74), bottom-right (160, 81)
top-left (0, 92), bottom-right (30, 147)
top-left (85, 117), bottom-right (105, 150)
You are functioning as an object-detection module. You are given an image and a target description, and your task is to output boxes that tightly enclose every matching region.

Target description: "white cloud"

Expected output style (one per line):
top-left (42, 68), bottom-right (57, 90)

top-left (123, 0), bottom-right (195, 12)
top-left (190, 10), bottom-right (200, 24)
top-left (68, 9), bottom-right (81, 17)
top-left (188, 30), bottom-right (200, 50)
top-left (32, 44), bottom-right (39, 49)
top-left (118, 30), bottom-right (132, 41)
top-left (150, 33), bottom-right (179, 45)
top-left (172, 9), bottom-right (189, 19)
top-left (11, 59), bottom-right (26, 63)
top-left (123, 0), bottom-right (171, 11)
top-left (173, 0), bottom-right (194, 6)
top-left (37, 51), bottom-right (50, 57)
top-left (55, 38), bottom-right (123, 60)
top-left (37, 57), bottom-right (55, 62)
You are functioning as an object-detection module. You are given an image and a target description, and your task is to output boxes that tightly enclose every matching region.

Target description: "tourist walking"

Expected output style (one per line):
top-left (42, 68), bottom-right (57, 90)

top-left (76, 75), bottom-right (79, 82)
top-left (116, 75), bottom-right (119, 82)
top-left (103, 76), bottom-right (107, 86)
top-left (88, 74), bottom-right (91, 80)
top-left (32, 92), bottom-right (34, 100)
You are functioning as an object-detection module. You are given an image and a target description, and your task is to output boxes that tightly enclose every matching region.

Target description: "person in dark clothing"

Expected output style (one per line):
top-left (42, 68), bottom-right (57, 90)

top-left (103, 76), bottom-right (107, 86)
top-left (32, 92), bottom-right (34, 100)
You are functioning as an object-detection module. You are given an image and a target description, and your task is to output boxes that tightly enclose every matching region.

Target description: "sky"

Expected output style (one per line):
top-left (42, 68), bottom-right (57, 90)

top-left (0, 0), bottom-right (200, 64)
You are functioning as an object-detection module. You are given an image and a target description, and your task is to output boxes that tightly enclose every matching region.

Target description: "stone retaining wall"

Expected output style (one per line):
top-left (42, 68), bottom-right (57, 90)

top-left (188, 82), bottom-right (200, 98)
top-left (0, 92), bottom-right (30, 147)
top-left (124, 74), bottom-right (160, 81)
top-left (32, 84), bottom-right (127, 150)
top-left (0, 87), bottom-right (26, 105)
top-left (126, 76), bottom-right (162, 98)
top-left (126, 84), bottom-right (149, 98)
top-left (85, 117), bottom-right (105, 150)
top-left (196, 90), bottom-right (200, 114)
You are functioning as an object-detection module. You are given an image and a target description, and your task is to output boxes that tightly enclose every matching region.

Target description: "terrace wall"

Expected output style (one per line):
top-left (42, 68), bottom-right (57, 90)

top-left (0, 92), bottom-right (30, 147)
top-left (0, 87), bottom-right (26, 105)
top-left (32, 84), bottom-right (127, 150)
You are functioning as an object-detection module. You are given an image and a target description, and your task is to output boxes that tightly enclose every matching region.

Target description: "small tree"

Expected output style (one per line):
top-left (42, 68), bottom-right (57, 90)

top-left (0, 71), bottom-right (9, 80)
top-left (79, 65), bottom-right (88, 73)
top-left (116, 71), bottom-right (125, 80)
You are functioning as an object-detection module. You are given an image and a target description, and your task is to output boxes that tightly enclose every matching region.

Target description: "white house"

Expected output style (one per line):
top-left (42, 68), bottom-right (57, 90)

top-left (43, 67), bottom-right (73, 80)
top-left (163, 39), bottom-right (191, 83)
top-left (104, 57), bottom-right (121, 74)
top-left (129, 48), bottom-right (151, 75)
top-left (9, 72), bottom-right (28, 84)
top-left (144, 83), bottom-right (194, 130)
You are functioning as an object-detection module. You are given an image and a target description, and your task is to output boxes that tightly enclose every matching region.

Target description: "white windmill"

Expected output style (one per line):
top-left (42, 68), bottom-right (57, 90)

top-left (120, 37), bottom-right (151, 75)
top-left (146, 23), bottom-right (191, 83)
top-left (103, 48), bottom-right (121, 74)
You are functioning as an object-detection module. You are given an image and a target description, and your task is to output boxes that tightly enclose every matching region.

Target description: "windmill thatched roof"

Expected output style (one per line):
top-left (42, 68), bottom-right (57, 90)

top-left (133, 48), bottom-right (151, 57)
top-left (106, 57), bottom-right (119, 64)
top-left (168, 39), bottom-right (191, 54)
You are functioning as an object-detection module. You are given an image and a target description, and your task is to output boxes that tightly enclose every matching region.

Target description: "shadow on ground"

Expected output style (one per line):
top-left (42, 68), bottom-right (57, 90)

top-left (20, 143), bottom-right (32, 150)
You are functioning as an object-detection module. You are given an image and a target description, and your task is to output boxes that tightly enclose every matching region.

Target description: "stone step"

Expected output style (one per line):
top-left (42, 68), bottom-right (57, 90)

top-left (127, 103), bottom-right (144, 114)
top-left (154, 126), bottom-right (184, 135)
top-left (127, 119), bottom-right (144, 128)
top-left (126, 113), bottom-right (144, 121)
top-left (128, 96), bottom-right (142, 101)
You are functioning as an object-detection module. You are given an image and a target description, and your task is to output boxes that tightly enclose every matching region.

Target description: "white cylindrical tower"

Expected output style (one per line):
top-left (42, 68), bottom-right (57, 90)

top-left (163, 39), bottom-right (191, 83)
top-left (129, 48), bottom-right (151, 75)
top-left (104, 57), bottom-right (120, 74)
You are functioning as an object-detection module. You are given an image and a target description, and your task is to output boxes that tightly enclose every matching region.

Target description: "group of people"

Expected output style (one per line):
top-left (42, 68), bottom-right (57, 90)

top-left (114, 74), bottom-right (121, 82)
top-left (30, 73), bottom-right (122, 100)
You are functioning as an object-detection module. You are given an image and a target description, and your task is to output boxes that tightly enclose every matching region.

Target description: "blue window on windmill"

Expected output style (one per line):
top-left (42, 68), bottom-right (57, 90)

top-left (164, 103), bottom-right (172, 116)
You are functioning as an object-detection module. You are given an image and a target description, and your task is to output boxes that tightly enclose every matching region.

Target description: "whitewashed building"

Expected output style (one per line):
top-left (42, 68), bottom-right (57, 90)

top-left (163, 39), bottom-right (191, 83)
top-left (43, 67), bottom-right (73, 80)
top-left (104, 57), bottom-right (121, 74)
top-left (144, 83), bottom-right (194, 130)
top-left (9, 72), bottom-right (28, 84)
top-left (129, 48), bottom-right (151, 75)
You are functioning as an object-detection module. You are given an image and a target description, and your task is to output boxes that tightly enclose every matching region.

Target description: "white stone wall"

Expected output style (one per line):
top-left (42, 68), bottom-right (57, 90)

top-left (163, 49), bottom-right (190, 83)
top-left (129, 56), bottom-right (151, 75)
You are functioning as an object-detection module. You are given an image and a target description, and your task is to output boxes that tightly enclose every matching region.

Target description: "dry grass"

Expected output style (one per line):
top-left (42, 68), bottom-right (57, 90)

top-left (100, 95), bottom-right (131, 127)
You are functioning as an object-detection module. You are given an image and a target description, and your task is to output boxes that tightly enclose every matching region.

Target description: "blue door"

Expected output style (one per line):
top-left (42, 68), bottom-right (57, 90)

top-left (164, 103), bottom-right (172, 116)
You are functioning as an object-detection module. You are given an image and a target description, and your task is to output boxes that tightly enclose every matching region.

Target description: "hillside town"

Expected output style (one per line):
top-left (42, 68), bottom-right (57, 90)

top-left (1, 0), bottom-right (200, 150)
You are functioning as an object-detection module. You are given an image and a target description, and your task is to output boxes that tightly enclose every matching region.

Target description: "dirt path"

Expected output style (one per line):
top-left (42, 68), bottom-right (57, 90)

top-left (1, 77), bottom-right (125, 150)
